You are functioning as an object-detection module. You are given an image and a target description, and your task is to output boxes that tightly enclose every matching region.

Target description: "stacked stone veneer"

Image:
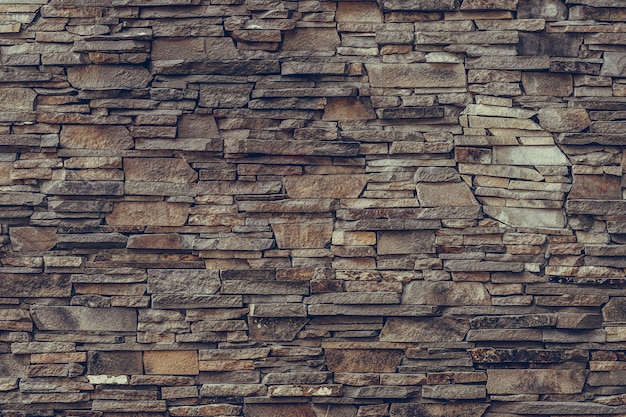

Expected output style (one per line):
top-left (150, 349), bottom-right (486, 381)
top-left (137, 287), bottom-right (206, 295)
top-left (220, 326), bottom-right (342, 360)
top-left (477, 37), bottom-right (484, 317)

top-left (3, 0), bottom-right (626, 415)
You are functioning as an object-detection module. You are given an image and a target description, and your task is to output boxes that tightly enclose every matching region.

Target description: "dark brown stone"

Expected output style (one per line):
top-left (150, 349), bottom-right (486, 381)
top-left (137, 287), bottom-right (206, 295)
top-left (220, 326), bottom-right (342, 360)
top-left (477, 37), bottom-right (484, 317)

top-left (88, 351), bottom-right (143, 375)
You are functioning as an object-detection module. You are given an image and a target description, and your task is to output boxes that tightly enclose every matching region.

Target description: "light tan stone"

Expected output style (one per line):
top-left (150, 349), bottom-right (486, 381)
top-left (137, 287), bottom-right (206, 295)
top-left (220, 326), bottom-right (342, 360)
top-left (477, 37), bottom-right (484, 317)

top-left (538, 108), bottom-right (591, 132)
top-left (106, 202), bottom-right (189, 226)
top-left (272, 221), bottom-right (333, 249)
top-left (144, 351), bottom-right (199, 375)
top-left (284, 175), bottom-right (367, 199)
top-left (336, 2), bottom-right (383, 22)
top-left (61, 125), bottom-right (133, 150)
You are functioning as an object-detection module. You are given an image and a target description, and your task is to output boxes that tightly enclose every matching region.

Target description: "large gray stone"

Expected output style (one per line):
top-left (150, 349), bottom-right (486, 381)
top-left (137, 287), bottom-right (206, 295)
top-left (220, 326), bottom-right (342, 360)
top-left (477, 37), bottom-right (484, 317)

top-left (484, 207), bottom-right (566, 228)
top-left (88, 351), bottom-right (143, 375)
top-left (379, 0), bottom-right (460, 10)
top-left (31, 306), bottom-right (137, 332)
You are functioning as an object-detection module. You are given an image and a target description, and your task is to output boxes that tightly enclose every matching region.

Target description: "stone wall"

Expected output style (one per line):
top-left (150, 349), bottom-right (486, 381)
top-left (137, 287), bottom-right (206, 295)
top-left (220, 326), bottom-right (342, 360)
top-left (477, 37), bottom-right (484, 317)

top-left (2, 0), bottom-right (626, 416)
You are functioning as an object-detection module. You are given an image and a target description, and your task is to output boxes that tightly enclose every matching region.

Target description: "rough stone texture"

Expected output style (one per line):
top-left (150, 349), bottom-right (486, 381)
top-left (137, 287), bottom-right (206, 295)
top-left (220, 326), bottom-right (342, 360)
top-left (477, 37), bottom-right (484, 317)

top-left (31, 307), bottom-right (137, 331)
top-left (60, 125), bottom-right (133, 149)
top-left (1, 0), bottom-right (626, 415)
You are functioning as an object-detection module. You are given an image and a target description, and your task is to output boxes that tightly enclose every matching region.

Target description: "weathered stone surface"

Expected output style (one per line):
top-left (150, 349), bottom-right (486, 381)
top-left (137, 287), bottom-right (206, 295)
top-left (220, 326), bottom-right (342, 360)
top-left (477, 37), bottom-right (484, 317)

top-left (1, 274), bottom-right (71, 298)
top-left (601, 52), bottom-right (626, 77)
top-left (124, 158), bottom-right (197, 183)
top-left (366, 63), bottom-right (466, 88)
top-left (403, 281), bottom-right (491, 306)
top-left (538, 108), bottom-right (591, 132)
top-left (0, 88), bottom-right (36, 112)
top-left (284, 175), bottom-right (367, 199)
top-left (603, 298), bottom-right (626, 323)
top-left (244, 404), bottom-right (315, 417)
top-left (144, 351), bottom-right (198, 375)
top-left (380, 317), bottom-right (469, 342)
top-left (10, 227), bottom-right (56, 252)
top-left (67, 66), bottom-right (151, 89)
top-left (272, 221), bottom-right (333, 249)
top-left (88, 351), bottom-right (143, 375)
top-left (521, 72), bottom-right (573, 96)
top-left (323, 98), bottom-right (376, 121)
top-left (518, 33), bottom-right (583, 57)
top-left (326, 349), bottom-right (403, 373)
top-left (416, 182), bottom-right (478, 207)
top-left (518, 0), bottom-right (567, 20)
top-left (249, 317), bottom-right (307, 342)
top-left (379, 0), bottom-right (460, 10)
top-left (570, 174), bottom-right (621, 200)
top-left (493, 145), bottom-right (570, 166)
top-left (31, 307), bottom-right (136, 331)
top-left (148, 269), bottom-right (220, 295)
top-left (414, 167), bottom-right (461, 183)
top-left (486, 369), bottom-right (588, 394)
top-left (484, 206), bottom-right (566, 228)
top-left (61, 125), bottom-right (133, 150)
top-left (390, 403), bottom-right (489, 417)
top-left (106, 202), bottom-right (189, 226)
top-left (377, 230), bottom-right (436, 254)
top-left (282, 28), bottom-right (340, 51)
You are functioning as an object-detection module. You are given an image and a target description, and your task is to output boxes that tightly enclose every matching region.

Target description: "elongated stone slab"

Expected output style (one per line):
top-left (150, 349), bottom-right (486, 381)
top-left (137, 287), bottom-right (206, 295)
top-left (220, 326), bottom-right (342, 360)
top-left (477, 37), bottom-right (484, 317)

top-left (67, 65), bottom-right (151, 89)
top-left (380, 317), bottom-right (469, 342)
top-left (31, 307), bottom-right (136, 331)
top-left (284, 175), bottom-right (367, 199)
top-left (1, 274), bottom-right (70, 297)
top-left (390, 403), bottom-right (489, 417)
top-left (403, 281), bottom-right (491, 306)
top-left (484, 207), bottom-right (566, 228)
top-left (366, 63), bottom-right (466, 88)
top-left (379, 0), bottom-right (460, 11)
top-left (487, 369), bottom-right (587, 394)
top-left (148, 269), bottom-right (220, 295)
top-left (106, 202), bottom-right (189, 226)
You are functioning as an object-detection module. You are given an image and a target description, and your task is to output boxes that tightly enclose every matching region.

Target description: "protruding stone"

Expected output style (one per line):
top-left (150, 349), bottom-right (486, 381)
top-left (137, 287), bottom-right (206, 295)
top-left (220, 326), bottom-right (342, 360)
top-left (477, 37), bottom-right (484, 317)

top-left (31, 306), bottom-right (137, 332)
top-left (61, 125), bottom-right (133, 150)
top-left (521, 72), bottom-right (573, 96)
top-left (88, 351), bottom-right (143, 375)
top-left (106, 202), bottom-right (189, 226)
top-left (416, 182), bottom-right (478, 207)
top-left (390, 403), bottom-right (489, 417)
top-left (380, 317), bottom-right (469, 342)
top-left (403, 281), bottom-right (491, 306)
top-left (484, 207), bottom-right (566, 228)
top-left (326, 349), bottom-right (403, 373)
top-left (67, 66), bottom-right (151, 90)
top-left (144, 351), bottom-right (198, 375)
top-left (282, 28), bottom-right (340, 52)
top-left (486, 369), bottom-right (587, 394)
top-left (323, 98), bottom-right (376, 121)
top-left (0, 88), bottom-right (36, 112)
top-left (367, 63), bottom-right (466, 88)
top-left (284, 175), bottom-right (367, 199)
top-left (272, 221), bottom-right (333, 249)
top-left (377, 230), bottom-right (436, 254)
top-left (124, 158), bottom-right (197, 183)
top-left (538, 108), bottom-right (591, 133)
top-left (10, 227), bottom-right (56, 252)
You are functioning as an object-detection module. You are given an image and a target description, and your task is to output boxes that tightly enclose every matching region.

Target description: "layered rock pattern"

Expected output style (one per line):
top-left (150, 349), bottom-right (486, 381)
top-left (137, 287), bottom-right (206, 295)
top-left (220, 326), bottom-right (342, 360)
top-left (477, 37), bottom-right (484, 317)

top-left (1, 0), bottom-right (626, 416)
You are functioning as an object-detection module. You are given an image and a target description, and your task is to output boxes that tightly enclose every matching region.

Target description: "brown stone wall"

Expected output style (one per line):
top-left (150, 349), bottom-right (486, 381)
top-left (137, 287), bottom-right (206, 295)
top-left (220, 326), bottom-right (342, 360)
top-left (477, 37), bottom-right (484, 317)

top-left (1, 0), bottom-right (626, 415)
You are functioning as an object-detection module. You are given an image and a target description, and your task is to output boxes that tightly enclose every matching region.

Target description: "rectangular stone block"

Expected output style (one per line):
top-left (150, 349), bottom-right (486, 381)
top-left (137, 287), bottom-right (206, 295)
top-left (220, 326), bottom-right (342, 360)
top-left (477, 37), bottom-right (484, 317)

top-left (486, 369), bottom-right (587, 394)
top-left (0, 274), bottom-right (70, 297)
top-left (366, 63), bottom-right (466, 88)
top-left (31, 306), bottom-right (137, 332)
top-left (148, 269), bottom-right (220, 295)
top-left (144, 351), bottom-right (198, 375)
